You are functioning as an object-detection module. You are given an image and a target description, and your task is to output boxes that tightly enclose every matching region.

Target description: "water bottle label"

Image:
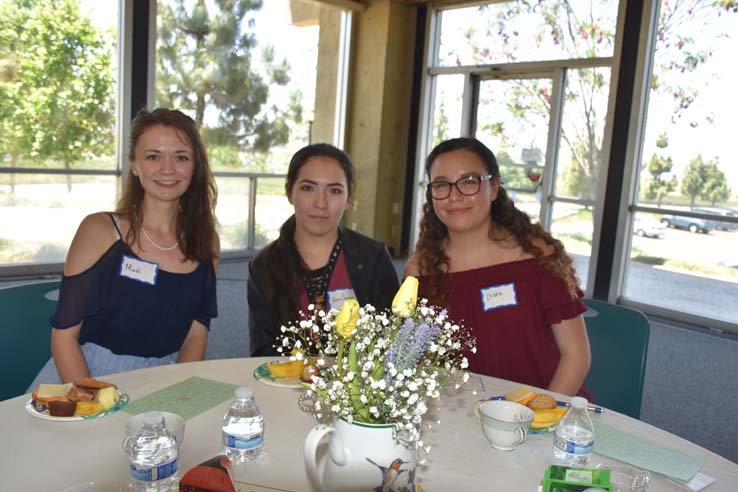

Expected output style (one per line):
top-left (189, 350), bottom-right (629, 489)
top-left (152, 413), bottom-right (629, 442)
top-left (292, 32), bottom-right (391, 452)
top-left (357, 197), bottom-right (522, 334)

top-left (223, 432), bottom-right (264, 450)
top-left (130, 458), bottom-right (177, 482)
top-left (554, 434), bottom-right (593, 455)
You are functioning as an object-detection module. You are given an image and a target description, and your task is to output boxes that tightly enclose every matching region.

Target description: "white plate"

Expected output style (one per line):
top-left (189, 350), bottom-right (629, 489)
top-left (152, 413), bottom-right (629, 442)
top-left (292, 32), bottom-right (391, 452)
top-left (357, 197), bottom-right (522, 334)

top-left (253, 361), bottom-right (304, 389)
top-left (25, 390), bottom-right (129, 421)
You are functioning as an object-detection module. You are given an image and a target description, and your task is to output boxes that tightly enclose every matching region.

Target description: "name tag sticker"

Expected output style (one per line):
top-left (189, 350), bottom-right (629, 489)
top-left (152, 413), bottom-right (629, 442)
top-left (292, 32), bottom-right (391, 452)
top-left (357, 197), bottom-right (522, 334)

top-left (480, 282), bottom-right (518, 311)
top-left (120, 255), bottom-right (158, 285)
top-left (327, 288), bottom-right (357, 311)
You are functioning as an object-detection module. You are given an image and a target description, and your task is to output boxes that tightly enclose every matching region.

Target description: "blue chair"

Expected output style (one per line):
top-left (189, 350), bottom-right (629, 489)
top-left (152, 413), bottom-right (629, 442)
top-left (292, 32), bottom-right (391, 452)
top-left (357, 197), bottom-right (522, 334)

top-left (583, 299), bottom-right (650, 419)
top-left (0, 280), bottom-right (60, 401)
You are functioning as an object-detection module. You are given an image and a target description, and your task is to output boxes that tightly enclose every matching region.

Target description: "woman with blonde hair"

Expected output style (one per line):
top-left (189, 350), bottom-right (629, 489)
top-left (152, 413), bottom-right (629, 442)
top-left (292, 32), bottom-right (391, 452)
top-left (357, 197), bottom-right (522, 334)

top-left (406, 137), bottom-right (591, 397)
top-left (30, 108), bottom-right (219, 386)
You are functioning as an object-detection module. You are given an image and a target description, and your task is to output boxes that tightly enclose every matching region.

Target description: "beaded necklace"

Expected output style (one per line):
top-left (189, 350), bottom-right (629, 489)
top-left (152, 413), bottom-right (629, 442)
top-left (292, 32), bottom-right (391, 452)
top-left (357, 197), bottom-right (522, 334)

top-left (301, 235), bottom-right (343, 311)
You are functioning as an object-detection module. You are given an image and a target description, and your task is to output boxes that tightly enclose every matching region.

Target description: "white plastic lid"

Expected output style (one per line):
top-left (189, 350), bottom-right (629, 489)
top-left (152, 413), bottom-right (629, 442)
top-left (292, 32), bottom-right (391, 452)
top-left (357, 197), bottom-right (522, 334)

top-left (143, 411), bottom-right (164, 426)
top-left (570, 396), bottom-right (588, 409)
top-left (236, 387), bottom-right (253, 399)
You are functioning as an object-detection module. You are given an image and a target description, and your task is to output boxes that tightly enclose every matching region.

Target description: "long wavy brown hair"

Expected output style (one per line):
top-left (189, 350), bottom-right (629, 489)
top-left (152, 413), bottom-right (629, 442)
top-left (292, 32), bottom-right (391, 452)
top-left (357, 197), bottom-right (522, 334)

top-left (415, 137), bottom-right (579, 305)
top-left (116, 108), bottom-right (218, 263)
top-left (263, 143), bottom-right (356, 329)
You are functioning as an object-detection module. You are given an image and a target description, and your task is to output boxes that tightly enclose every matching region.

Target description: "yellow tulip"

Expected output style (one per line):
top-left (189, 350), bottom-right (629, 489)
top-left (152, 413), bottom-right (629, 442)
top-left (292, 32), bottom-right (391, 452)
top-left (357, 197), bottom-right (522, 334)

top-left (392, 276), bottom-right (418, 317)
top-left (335, 299), bottom-right (360, 338)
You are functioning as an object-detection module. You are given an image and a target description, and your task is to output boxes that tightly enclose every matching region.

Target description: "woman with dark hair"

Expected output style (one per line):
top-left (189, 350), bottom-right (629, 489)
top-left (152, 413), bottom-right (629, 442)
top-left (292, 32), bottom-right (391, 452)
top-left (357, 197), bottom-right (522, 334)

top-left (29, 108), bottom-right (219, 386)
top-left (248, 143), bottom-right (399, 356)
top-left (405, 137), bottom-right (591, 397)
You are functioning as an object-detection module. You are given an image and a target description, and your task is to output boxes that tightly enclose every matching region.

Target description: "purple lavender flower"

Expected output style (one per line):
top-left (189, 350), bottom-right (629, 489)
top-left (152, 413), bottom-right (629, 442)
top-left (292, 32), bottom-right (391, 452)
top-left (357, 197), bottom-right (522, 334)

top-left (386, 320), bottom-right (441, 372)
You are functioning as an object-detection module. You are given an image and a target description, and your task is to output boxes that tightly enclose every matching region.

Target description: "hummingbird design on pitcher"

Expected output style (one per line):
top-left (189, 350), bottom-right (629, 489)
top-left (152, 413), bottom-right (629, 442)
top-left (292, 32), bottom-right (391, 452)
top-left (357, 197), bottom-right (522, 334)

top-left (366, 457), bottom-right (409, 492)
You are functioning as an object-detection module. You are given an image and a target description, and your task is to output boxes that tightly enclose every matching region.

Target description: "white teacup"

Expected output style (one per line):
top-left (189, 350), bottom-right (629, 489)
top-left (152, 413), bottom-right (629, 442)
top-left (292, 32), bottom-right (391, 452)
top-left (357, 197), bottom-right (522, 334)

top-left (476, 400), bottom-right (534, 451)
top-left (123, 411), bottom-right (185, 448)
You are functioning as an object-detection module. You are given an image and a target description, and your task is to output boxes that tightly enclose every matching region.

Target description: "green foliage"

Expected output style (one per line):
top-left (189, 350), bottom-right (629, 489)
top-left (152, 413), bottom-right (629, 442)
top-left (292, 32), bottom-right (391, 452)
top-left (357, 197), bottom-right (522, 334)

top-left (208, 145), bottom-right (242, 169)
top-left (0, 0), bottom-right (115, 166)
top-left (156, 0), bottom-right (298, 154)
top-left (630, 254), bottom-right (666, 266)
top-left (644, 153), bottom-right (676, 205)
top-left (679, 155), bottom-right (729, 207)
top-left (681, 155), bottom-right (707, 206)
top-left (433, 100), bottom-right (450, 146)
top-left (702, 160), bottom-right (731, 205)
top-left (557, 231), bottom-right (592, 246)
top-left (655, 132), bottom-right (669, 148)
top-left (560, 160), bottom-right (590, 198)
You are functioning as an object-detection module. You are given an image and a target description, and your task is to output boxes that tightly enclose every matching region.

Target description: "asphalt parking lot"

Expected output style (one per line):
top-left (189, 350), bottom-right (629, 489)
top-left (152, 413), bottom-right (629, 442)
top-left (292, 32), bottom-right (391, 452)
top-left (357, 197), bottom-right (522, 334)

top-left (631, 226), bottom-right (738, 269)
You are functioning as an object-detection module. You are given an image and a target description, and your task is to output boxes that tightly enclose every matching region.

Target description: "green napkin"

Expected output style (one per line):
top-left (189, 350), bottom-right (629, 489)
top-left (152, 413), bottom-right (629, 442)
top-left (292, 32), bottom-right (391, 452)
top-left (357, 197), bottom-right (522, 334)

top-left (125, 376), bottom-right (239, 421)
top-left (593, 421), bottom-right (705, 482)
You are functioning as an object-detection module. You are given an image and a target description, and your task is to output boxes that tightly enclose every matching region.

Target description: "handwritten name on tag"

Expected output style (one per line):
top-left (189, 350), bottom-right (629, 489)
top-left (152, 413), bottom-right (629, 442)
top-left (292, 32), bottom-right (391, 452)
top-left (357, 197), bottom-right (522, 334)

top-left (480, 282), bottom-right (518, 311)
top-left (119, 255), bottom-right (158, 285)
top-left (327, 288), bottom-right (357, 311)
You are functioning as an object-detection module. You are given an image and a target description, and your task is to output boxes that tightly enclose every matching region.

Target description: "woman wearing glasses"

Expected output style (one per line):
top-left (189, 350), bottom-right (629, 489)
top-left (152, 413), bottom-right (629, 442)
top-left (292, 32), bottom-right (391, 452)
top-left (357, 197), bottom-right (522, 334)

top-left (248, 143), bottom-right (399, 356)
top-left (405, 138), bottom-right (591, 397)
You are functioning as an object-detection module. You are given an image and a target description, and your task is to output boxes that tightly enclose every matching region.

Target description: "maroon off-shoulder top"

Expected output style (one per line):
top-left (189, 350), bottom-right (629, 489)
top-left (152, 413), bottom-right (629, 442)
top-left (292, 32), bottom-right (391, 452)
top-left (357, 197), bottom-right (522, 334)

top-left (418, 258), bottom-right (590, 396)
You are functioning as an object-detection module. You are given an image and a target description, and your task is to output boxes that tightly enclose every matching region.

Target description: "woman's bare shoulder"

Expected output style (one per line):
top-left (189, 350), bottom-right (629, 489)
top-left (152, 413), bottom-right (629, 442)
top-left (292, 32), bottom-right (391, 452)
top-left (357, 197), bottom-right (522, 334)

top-left (64, 212), bottom-right (118, 276)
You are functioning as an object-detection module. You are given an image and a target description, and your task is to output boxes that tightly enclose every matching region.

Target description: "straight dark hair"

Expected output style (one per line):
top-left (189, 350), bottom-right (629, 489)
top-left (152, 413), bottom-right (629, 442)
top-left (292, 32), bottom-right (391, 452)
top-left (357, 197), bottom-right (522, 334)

top-left (264, 143), bottom-right (355, 328)
top-left (116, 108), bottom-right (218, 262)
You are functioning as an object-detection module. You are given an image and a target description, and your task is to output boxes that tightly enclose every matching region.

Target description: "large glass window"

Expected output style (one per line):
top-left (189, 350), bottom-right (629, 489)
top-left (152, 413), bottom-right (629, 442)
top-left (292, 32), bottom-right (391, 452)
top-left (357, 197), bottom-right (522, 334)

top-left (624, 1), bottom-right (738, 325)
top-left (155, 0), bottom-right (330, 251)
top-left (0, 0), bottom-right (119, 267)
top-left (475, 76), bottom-right (554, 222)
top-left (437, 1), bottom-right (617, 66)
top-left (418, 1), bottom-right (618, 292)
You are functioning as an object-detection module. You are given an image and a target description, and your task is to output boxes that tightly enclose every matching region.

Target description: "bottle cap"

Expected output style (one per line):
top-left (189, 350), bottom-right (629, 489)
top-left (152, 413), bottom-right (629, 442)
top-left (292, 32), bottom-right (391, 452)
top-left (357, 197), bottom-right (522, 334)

top-left (142, 411), bottom-right (165, 427)
top-left (570, 396), bottom-right (588, 409)
top-left (236, 387), bottom-right (253, 399)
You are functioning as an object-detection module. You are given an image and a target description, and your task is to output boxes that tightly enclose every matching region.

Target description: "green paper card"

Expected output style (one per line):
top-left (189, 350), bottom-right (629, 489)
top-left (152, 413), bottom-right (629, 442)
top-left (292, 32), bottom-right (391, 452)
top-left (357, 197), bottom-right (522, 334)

top-left (593, 421), bottom-right (704, 482)
top-left (125, 376), bottom-right (239, 421)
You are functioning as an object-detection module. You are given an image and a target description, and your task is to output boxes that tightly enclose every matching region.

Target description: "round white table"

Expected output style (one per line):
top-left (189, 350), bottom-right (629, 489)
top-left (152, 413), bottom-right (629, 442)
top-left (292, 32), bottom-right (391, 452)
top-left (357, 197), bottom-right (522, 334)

top-left (1, 357), bottom-right (736, 491)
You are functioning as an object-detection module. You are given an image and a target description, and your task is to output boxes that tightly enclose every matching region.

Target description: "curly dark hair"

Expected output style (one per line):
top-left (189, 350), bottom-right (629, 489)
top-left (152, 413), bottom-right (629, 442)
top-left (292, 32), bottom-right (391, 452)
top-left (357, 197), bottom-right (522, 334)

top-left (263, 143), bottom-right (355, 328)
top-left (116, 108), bottom-right (218, 263)
top-left (415, 137), bottom-right (579, 304)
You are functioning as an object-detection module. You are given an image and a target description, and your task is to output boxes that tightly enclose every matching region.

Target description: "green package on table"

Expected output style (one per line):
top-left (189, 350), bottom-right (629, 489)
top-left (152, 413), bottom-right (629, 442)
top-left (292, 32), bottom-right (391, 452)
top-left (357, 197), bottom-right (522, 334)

top-left (543, 465), bottom-right (613, 492)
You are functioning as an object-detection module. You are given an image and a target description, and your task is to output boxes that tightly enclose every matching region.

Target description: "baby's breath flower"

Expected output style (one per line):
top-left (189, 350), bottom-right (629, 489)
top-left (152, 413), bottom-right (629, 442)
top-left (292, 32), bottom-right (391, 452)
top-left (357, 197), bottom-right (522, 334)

top-left (274, 295), bottom-right (476, 449)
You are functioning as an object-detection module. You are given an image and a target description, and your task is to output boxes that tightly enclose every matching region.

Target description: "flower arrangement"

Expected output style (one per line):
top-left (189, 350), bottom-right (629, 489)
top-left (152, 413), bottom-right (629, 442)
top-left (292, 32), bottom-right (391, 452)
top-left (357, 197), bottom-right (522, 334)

top-left (276, 277), bottom-right (476, 445)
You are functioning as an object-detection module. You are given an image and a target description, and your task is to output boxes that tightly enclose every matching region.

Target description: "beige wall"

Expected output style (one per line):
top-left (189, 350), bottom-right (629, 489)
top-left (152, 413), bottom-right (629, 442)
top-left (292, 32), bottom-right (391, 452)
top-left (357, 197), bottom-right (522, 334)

top-left (309, 0), bottom-right (417, 254)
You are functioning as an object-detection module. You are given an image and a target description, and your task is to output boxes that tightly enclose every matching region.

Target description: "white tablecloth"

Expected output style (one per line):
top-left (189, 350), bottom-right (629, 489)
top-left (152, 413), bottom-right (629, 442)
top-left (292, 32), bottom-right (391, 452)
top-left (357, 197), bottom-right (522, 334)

top-left (1, 357), bottom-right (736, 491)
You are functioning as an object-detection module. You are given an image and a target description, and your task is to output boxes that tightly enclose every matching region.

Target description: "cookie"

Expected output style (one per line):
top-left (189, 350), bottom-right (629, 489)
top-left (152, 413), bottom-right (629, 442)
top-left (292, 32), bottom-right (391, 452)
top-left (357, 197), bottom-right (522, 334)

top-left (73, 378), bottom-right (116, 390)
top-left (526, 393), bottom-right (557, 410)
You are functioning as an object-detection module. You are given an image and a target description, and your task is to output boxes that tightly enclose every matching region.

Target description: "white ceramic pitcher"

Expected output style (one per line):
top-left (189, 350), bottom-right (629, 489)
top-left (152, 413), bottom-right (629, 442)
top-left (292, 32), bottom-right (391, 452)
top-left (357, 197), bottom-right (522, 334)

top-left (304, 418), bottom-right (417, 492)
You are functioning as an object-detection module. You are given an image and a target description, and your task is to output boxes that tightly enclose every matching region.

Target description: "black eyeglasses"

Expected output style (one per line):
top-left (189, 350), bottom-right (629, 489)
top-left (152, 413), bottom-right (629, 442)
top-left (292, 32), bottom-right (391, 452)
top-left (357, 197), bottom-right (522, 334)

top-left (427, 174), bottom-right (496, 200)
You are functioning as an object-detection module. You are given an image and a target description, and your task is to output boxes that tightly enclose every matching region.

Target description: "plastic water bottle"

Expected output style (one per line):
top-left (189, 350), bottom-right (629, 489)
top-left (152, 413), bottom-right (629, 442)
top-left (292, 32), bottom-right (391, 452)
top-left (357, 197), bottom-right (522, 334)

top-left (128, 411), bottom-right (178, 492)
top-left (553, 396), bottom-right (594, 466)
top-left (222, 386), bottom-right (264, 462)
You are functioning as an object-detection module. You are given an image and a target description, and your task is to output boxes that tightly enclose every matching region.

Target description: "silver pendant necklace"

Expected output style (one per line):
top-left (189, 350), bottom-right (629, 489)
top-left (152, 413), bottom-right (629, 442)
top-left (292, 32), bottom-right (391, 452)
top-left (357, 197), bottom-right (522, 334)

top-left (141, 226), bottom-right (179, 251)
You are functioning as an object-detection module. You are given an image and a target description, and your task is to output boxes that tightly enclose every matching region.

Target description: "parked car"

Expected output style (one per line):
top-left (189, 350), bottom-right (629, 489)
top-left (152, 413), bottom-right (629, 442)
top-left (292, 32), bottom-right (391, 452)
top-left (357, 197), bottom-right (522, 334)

top-left (693, 207), bottom-right (738, 231)
top-left (633, 217), bottom-right (666, 238)
top-left (660, 213), bottom-right (715, 233)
